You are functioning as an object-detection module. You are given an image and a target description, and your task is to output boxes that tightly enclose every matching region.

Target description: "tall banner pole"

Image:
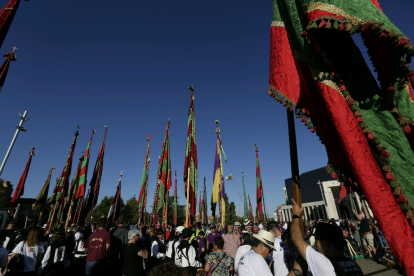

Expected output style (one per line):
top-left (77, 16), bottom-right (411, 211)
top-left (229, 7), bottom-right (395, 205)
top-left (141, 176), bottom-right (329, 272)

top-left (287, 109), bottom-right (303, 232)
top-left (0, 110), bottom-right (29, 176)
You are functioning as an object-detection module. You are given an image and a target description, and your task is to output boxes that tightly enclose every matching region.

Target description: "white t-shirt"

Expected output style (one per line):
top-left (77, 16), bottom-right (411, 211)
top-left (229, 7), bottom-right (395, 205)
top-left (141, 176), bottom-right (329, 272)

top-left (12, 241), bottom-right (45, 272)
top-left (305, 246), bottom-right (335, 276)
top-left (234, 245), bottom-right (251, 268)
top-left (236, 250), bottom-right (273, 276)
top-left (273, 236), bottom-right (289, 276)
top-left (0, 246), bottom-right (8, 271)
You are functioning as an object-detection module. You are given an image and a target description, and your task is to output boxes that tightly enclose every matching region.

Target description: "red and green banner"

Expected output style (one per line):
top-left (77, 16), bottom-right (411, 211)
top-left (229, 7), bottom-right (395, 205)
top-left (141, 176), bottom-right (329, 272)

top-left (183, 89), bottom-right (197, 222)
top-left (10, 147), bottom-right (35, 207)
top-left (108, 173), bottom-right (122, 222)
top-left (248, 194), bottom-right (254, 223)
top-left (75, 130), bottom-right (95, 199)
top-left (173, 170), bottom-right (178, 225)
top-left (0, 51), bottom-right (16, 94)
top-left (49, 130), bottom-right (79, 203)
top-left (254, 144), bottom-right (263, 221)
top-left (155, 119), bottom-right (172, 227)
top-left (32, 166), bottom-right (55, 211)
top-left (0, 0), bottom-right (24, 49)
top-left (57, 155), bottom-right (83, 226)
top-left (138, 134), bottom-right (151, 227)
top-left (270, 0), bottom-right (414, 272)
top-left (81, 127), bottom-right (108, 225)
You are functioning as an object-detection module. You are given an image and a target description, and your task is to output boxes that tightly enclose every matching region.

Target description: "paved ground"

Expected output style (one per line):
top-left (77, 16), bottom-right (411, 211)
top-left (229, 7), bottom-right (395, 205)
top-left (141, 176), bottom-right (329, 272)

top-left (356, 259), bottom-right (400, 275)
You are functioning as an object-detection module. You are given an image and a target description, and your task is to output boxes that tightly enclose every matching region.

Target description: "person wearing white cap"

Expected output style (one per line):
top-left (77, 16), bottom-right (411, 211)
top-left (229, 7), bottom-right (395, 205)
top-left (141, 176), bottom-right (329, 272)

top-left (166, 226), bottom-right (184, 260)
top-left (236, 229), bottom-right (275, 276)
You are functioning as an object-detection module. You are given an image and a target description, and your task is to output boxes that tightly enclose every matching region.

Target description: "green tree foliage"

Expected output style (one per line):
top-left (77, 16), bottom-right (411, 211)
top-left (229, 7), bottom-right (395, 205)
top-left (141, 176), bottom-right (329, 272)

top-left (123, 196), bottom-right (139, 224)
top-left (91, 196), bottom-right (124, 223)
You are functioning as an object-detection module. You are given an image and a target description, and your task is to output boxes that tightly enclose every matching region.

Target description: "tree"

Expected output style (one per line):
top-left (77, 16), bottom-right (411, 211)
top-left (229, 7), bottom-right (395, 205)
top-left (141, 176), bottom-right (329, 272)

top-left (226, 202), bottom-right (237, 223)
top-left (122, 196), bottom-right (139, 224)
top-left (91, 196), bottom-right (125, 224)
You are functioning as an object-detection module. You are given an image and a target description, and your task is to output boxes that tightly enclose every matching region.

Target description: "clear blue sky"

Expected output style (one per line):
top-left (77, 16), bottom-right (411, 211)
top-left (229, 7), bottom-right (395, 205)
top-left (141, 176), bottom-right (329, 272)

top-left (0, 0), bottom-right (413, 219)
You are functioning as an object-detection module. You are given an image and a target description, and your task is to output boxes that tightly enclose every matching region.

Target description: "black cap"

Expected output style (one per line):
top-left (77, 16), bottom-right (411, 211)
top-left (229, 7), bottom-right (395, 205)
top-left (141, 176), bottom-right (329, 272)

top-left (180, 228), bottom-right (193, 239)
top-left (155, 228), bottom-right (164, 235)
top-left (312, 223), bottom-right (346, 248)
top-left (210, 225), bottom-right (216, 229)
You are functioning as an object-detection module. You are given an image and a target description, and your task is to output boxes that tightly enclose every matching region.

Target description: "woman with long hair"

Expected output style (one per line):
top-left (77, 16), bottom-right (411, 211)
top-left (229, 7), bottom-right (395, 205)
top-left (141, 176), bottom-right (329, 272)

top-left (6, 227), bottom-right (45, 276)
top-left (204, 237), bottom-right (234, 276)
top-left (40, 227), bottom-right (67, 276)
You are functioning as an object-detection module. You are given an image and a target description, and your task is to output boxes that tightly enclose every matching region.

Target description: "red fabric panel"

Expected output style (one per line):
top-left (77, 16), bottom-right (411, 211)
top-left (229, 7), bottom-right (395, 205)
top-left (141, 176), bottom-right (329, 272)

top-left (293, 58), bottom-right (414, 273)
top-left (269, 26), bottom-right (301, 104)
top-left (369, 0), bottom-right (383, 12)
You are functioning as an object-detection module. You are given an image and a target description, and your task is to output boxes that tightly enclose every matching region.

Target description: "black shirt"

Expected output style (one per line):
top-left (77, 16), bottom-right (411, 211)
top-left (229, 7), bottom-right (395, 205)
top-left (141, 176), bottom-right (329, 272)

top-left (359, 219), bottom-right (370, 233)
top-left (329, 255), bottom-right (363, 276)
top-left (122, 243), bottom-right (144, 276)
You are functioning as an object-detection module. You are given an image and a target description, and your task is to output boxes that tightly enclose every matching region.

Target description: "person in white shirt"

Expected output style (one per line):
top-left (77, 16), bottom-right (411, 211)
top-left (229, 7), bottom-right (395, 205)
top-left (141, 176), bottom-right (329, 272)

top-left (7, 227), bottom-right (45, 275)
top-left (236, 229), bottom-right (275, 276)
top-left (290, 199), bottom-right (363, 276)
top-left (166, 226), bottom-right (184, 259)
top-left (151, 228), bottom-right (167, 267)
top-left (0, 231), bottom-right (8, 274)
top-left (174, 228), bottom-right (201, 276)
top-left (234, 233), bottom-right (254, 268)
top-left (266, 221), bottom-right (288, 276)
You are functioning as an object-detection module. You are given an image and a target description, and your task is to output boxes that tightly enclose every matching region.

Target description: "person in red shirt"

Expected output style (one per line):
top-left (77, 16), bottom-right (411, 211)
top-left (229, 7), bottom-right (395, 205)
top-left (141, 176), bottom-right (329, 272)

top-left (85, 218), bottom-right (111, 276)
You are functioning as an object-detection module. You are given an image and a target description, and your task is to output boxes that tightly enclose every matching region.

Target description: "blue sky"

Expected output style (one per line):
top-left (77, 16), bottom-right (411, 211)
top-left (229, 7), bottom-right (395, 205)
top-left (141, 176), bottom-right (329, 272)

top-left (0, 0), bottom-right (413, 219)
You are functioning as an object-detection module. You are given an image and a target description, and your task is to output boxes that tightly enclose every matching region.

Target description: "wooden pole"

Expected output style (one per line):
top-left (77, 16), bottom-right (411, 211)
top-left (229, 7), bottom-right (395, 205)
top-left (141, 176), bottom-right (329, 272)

top-left (65, 205), bottom-right (72, 231)
top-left (47, 201), bottom-right (59, 231)
top-left (185, 167), bottom-right (190, 227)
top-left (24, 217), bottom-right (28, 228)
top-left (287, 108), bottom-right (303, 233)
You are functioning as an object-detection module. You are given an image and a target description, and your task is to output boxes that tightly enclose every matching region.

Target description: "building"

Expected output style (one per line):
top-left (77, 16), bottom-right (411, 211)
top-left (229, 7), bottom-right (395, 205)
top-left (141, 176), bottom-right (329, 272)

top-left (277, 167), bottom-right (339, 221)
top-left (276, 167), bottom-right (374, 222)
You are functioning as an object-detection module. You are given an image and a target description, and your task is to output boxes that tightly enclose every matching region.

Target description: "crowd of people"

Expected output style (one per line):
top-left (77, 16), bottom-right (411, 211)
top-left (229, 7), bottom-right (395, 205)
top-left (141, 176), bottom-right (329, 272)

top-left (0, 203), bottom-right (404, 276)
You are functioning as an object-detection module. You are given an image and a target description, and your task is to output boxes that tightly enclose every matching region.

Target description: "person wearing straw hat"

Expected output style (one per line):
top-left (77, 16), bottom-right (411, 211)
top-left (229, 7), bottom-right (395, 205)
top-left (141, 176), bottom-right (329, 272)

top-left (290, 199), bottom-right (363, 276)
top-left (236, 229), bottom-right (275, 276)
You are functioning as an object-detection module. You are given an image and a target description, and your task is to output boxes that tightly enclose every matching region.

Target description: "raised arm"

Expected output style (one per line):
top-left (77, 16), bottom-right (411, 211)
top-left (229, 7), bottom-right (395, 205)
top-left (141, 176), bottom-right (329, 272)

top-left (291, 199), bottom-right (309, 260)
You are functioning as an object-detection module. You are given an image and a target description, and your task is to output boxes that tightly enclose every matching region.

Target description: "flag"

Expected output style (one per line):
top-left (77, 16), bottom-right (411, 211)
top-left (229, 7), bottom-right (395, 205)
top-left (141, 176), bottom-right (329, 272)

top-left (49, 129), bottom-right (79, 203)
top-left (203, 177), bottom-right (208, 225)
top-left (270, 0), bottom-right (414, 271)
top-left (212, 121), bottom-right (225, 226)
top-left (32, 166), bottom-right (55, 211)
top-left (248, 194), bottom-right (254, 223)
top-left (183, 88), bottom-right (197, 222)
top-left (0, 0), bottom-right (25, 49)
top-left (254, 144), bottom-right (264, 221)
top-left (80, 126), bottom-right (108, 225)
top-left (242, 173), bottom-right (249, 220)
top-left (108, 172), bottom-right (122, 222)
top-left (173, 170), bottom-right (178, 225)
top-left (57, 155), bottom-right (83, 226)
top-left (10, 147), bottom-right (35, 207)
top-left (138, 134), bottom-right (151, 227)
top-left (75, 130), bottom-right (95, 199)
top-left (210, 191), bottom-right (216, 220)
top-left (0, 51), bottom-right (16, 94)
top-left (154, 119), bottom-right (172, 227)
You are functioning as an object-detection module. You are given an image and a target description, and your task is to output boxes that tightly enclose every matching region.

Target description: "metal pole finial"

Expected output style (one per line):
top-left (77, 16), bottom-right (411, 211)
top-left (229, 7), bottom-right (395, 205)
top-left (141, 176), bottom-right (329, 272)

top-left (188, 85), bottom-right (194, 92)
top-left (104, 125), bottom-right (108, 129)
top-left (12, 46), bottom-right (18, 52)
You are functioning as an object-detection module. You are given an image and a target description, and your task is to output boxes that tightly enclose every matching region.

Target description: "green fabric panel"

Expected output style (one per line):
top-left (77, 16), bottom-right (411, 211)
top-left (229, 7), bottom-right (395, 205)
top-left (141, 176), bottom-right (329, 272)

top-left (301, 0), bottom-right (404, 36)
top-left (394, 85), bottom-right (414, 125)
top-left (272, 0), bottom-right (282, 22)
top-left (335, 36), bottom-right (414, 206)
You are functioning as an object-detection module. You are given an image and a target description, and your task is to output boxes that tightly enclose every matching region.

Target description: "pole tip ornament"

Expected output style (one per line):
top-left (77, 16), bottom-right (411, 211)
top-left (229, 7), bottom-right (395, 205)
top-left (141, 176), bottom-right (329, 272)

top-left (167, 118), bottom-right (171, 128)
top-left (91, 129), bottom-right (96, 134)
top-left (147, 134), bottom-right (151, 141)
top-left (120, 171), bottom-right (123, 177)
top-left (188, 85), bottom-right (194, 92)
top-left (30, 147), bottom-right (35, 155)
top-left (254, 144), bottom-right (258, 152)
top-left (104, 125), bottom-right (108, 129)
top-left (51, 166), bottom-right (56, 170)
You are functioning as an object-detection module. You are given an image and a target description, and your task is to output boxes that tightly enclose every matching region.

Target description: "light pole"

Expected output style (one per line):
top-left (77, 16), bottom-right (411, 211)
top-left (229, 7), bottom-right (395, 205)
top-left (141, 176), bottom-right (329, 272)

top-left (0, 110), bottom-right (29, 176)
